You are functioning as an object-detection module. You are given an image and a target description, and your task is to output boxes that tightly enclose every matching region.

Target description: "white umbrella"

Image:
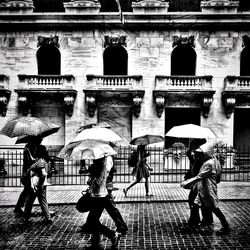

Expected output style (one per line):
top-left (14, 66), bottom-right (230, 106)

top-left (73, 127), bottom-right (124, 144)
top-left (165, 124), bottom-right (216, 139)
top-left (58, 140), bottom-right (117, 160)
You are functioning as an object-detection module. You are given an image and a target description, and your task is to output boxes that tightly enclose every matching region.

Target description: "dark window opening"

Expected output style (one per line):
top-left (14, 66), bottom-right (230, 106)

top-left (168, 0), bottom-right (201, 12)
top-left (99, 0), bottom-right (132, 12)
top-left (238, 0), bottom-right (250, 11)
top-left (37, 45), bottom-right (61, 75)
top-left (171, 45), bottom-right (196, 76)
top-left (103, 46), bottom-right (128, 75)
top-left (33, 0), bottom-right (67, 12)
top-left (234, 108), bottom-right (250, 149)
top-left (240, 47), bottom-right (250, 76)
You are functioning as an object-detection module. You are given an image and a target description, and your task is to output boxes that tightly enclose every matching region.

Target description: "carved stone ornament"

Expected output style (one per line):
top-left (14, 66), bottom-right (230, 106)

top-left (64, 95), bottom-right (76, 117)
top-left (155, 95), bottom-right (165, 118)
top-left (223, 96), bottom-right (236, 118)
top-left (85, 95), bottom-right (97, 117)
top-left (133, 95), bottom-right (143, 118)
top-left (104, 36), bottom-right (127, 48)
top-left (37, 36), bottom-right (59, 48)
top-left (64, 0), bottom-right (101, 14)
top-left (173, 35), bottom-right (195, 48)
top-left (153, 90), bottom-right (215, 118)
top-left (201, 0), bottom-right (239, 13)
top-left (132, 0), bottom-right (169, 13)
top-left (84, 90), bottom-right (145, 118)
top-left (15, 89), bottom-right (77, 117)
top-left (202, 96), bottom-right (213, 118)
top-left (0, 87), bottom-right (11, 117)
top-left (0, 0), bottom-right (34, 13)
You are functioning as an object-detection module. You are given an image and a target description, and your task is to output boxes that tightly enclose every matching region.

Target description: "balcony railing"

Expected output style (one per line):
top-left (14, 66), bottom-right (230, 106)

top-left (86, 75), bottom-right (143, 90)
top-left (224, 76), bottom-right (250, 90)
top-left (18, 74), bottom-right (75, 89)
top-left (155, 75), bottom-right (213, 90)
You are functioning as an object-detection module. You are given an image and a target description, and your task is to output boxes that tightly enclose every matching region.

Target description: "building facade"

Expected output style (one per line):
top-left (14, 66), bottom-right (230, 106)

top-left (1, 0), bottom-right (250, 150)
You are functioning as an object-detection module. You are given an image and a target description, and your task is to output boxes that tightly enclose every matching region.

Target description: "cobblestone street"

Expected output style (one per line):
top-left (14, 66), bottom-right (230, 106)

top-left (1, 183), bottom-right (250, 249)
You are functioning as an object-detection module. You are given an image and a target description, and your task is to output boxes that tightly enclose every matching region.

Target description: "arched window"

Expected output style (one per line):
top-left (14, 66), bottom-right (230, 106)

top-left (103, 46), bottom-right (128, 75)
top-left (240, 46), bottom-right (250, 76)
top-left (37, 44), bottom-right (61, 75)
top-left (171, 45), bottom-right (196, 76)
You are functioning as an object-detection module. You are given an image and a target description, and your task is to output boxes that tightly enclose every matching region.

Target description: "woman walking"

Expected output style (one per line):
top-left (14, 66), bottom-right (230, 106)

top-left (123, 145), bottom-right (153, 197)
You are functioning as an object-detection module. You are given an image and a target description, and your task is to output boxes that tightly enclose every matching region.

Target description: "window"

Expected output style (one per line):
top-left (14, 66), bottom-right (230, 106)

top-left (37, 45), bottom-right (61, 75)
top-left (240, 46), bottom-right (250, 76)
top-left (103, 46), bottom-right (128, 75)
top-left (168, 0), bottom-right (201, 12)
top-left (171, 45), bottom-right (196, 76)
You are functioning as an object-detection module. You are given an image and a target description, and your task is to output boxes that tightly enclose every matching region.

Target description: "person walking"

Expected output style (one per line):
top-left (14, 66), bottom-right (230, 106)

top-left (123, 145), bottom-right (153, 197)
top-left (83, 156), bottom-right (122, 249)
top-left (23, 144), bottom-right (52, 224)
top-left (185, 139), bottom-right (213, 228)
top-left (181, 143), bottom-right (230, 235)
top-left (14, 136), bottom-right (43, 215)
top-left (79, 155), bottom-right (128, 236)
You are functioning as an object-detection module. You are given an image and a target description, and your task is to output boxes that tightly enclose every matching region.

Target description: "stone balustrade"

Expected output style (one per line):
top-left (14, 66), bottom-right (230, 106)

top-left (155, 75), bottom-right (213, 90)
top-left (18, 74), bottom-right (75, 88)
top-left (224, 76), bottom-right (250, 90)
top-left (86, 75), bottom-right (143, 90)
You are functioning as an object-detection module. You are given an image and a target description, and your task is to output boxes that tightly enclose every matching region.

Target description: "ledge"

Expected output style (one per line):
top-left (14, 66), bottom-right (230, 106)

top-left (1, 12), bottom-right (250, 30)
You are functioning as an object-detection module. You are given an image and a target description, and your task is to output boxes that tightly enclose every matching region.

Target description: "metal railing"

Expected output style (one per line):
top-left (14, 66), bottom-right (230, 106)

top-left (0, 146), bottom-right (249, 187)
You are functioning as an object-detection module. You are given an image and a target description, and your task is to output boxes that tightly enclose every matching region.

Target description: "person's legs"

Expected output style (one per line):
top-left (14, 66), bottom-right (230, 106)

top-left (123, 178), bottom-right (140, 196)
top-left (200, 206), bottom-right (213, 225)
top-left (211, 206), bottom-right (230, 235)
top-left (188, 188), bottom-right (200, 226)
top-left (145, 177), bottom-right (153, 196)
top-left (36, 186), bottom-right (51, 222)
top-left (14, 186), bottom-right (29, 213)
top-left (104, 195), bottom-right (128, 234)
top-left (23, 188), bottom-right (36, 221)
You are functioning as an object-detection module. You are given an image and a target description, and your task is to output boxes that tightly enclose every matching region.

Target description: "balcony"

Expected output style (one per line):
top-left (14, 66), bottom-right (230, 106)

top-left (0, 75), bottom-right (10, 117)
top-left (222, 76), bottom-right (250, 118)
top-left (83, 75), bottom-right (144, 117)
top-left (153, 75), bottom-right (215, 118)
top-left (15, 74), bottom-right (77, 116)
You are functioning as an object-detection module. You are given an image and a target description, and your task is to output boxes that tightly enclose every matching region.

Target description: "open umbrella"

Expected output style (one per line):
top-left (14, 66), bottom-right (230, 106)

top-left (0, 116), bottom-right (59, 139)
top-left (15, 124), bottom-right (61, 144)
top-left (57, 139), bottom-right (117, 160)
top-left (76, 122), bottom-right (111, 134)
top-left (73, 127), bottom-right (123, 144)
top-left (130, 134), bottom-right (164, 146)
top-left (165, 124), bottom-right (216, 140)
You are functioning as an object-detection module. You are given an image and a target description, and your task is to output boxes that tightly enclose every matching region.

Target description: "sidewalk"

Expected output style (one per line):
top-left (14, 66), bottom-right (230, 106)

top-left (1, 182), bottom-right (250, 250)
top-left (1, 182), bottom-right (250, 207)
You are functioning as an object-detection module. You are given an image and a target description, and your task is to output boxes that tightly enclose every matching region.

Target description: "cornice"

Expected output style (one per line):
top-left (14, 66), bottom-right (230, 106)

top-left (1, 12), bottom-right (250, 30)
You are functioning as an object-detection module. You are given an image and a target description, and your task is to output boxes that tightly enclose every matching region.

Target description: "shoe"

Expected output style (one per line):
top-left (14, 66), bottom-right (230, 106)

top-left (199, 221), bottom-right (213, 227)
top-left (14, 207), bottom-right (24, 215)
top-left (111, 232), bottom-right (121, 249)
top-left (44, 219), bottom-right (53, 225)
top-left (146, 193), bottom-right (154, 197)
top-left (78, 223), bottom-right (92, 233)
top-left (123, 188), bottom-right (127, 197)
top-left (148, 168), bottom-right (153, 171)
top-left (216, 227), bottom-right (231, 236)
top-left (117, 225), bottom-right (128, 235)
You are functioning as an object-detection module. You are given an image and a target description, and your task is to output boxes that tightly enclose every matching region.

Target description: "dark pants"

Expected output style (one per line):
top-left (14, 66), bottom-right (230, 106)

top-left (86, 197), bottom-right (116, 243)
top-left (85, 195), bottom-right (127, 234)
top-left (188, 187), bottom-right (213, 226)
top-left (210, 207), bottom-right (229, 228)
top-left (15, 185), bottom-right (29, 210)
top-left (24, 186), bottom-right (51, 220)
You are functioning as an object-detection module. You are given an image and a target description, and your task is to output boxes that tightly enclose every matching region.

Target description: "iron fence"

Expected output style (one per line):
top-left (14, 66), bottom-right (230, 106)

top-left (0, 145), bottom-right (250, 187)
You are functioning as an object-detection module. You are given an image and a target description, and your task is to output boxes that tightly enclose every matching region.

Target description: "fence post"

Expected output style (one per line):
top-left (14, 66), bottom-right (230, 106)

top-left (0, 158), bottom-right (7, 176)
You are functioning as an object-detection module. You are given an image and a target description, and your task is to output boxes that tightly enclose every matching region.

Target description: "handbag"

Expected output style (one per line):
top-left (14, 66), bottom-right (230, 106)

top-left (75, 191), bottom-right (93, 213)
top-left (128, 151), bottom-right (138, 167)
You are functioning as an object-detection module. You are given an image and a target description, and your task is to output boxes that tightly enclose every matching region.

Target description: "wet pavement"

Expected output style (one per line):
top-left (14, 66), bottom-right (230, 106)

top-left (1, 182), bottom-right (250, 249)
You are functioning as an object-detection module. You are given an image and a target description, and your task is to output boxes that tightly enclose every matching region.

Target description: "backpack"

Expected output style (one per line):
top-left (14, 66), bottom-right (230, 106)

top-left (128, 151), bottom-right (138, 167)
